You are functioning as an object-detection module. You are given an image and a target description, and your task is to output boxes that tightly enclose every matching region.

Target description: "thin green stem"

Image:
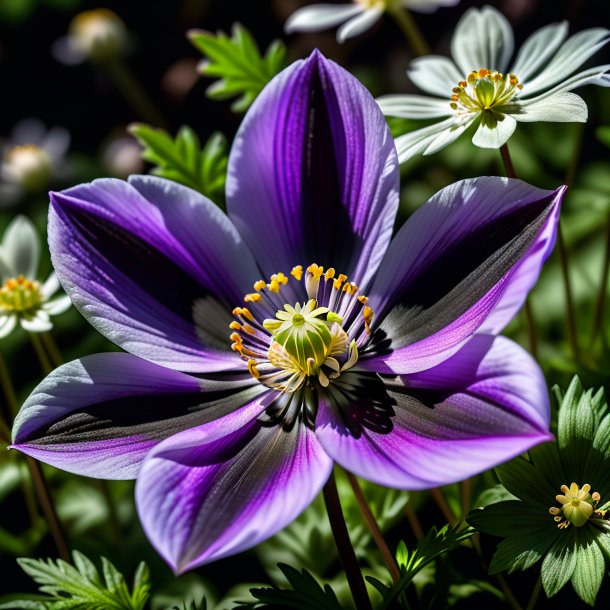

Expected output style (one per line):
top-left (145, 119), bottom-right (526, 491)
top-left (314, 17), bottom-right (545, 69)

top-left (525, 574), bottom-right (542, 610)
top-left (103, 59), bottom-right (168, 128)
top-left (591, 218), bottom-right (610, 347)
top-left (41, 332), bottom-right (64, 368)
top-left (0, 352), bottom-right (18, 417)
top-left (389, 7), bottom-right (429, 57)
top-left (323, 472), bottom-right (372, 610)
top-left (345, 471), bottom-right (400, 583)
top-left (499, 144), bottom-right (538, 359)
top-left (30, 333), bottom-right (53, 375)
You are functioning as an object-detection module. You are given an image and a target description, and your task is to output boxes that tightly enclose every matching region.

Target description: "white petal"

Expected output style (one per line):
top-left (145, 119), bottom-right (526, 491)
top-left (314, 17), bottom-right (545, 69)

top-left (471, 113), bottom-right (517, 149)
top-left (0, 248), bottom-right (12, 282)
top-left (401, 0), bottom-right (461, 13)
top-left (408, 55), bottom-right (464, 96)
top-left (523, 28), bottom-right (610, 96)
top-left (523, 64), bottom-right (610, 101)
top-left (20, 311), bottom-right (52, 333)
top-left (507, 92), bottom-right (588, 123)
top-left (509, 21), bottom-right (569, 82)
top-left (376, 94), bottom-right (453, 118)
top-left (0, 315), bottom-right (17, 338)
top-left (423, 118), bottom-right (473, 154)
top-left (337, 7), bottom-right (383, 43)
top-left (451, 6), bottom-right (514, 75)
top-left (394, 116), bottom-right (474, 163)
top-left (10, 119), bottom-right (46, 146)
top-left (284, 4), bottom-right (363, 33)
top-left (1, 215), bottom-right (40, 279)
top-left (42, 127), bottom-right (70, 161)
top-left (43, 294), bottom-right (72, 316)
top-left (41, 272), bottom-right (61, 298)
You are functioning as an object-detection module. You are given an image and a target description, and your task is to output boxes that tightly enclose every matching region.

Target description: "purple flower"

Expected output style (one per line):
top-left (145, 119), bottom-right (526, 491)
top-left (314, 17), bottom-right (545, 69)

top-left (12, 51), bottom-right (563, 572)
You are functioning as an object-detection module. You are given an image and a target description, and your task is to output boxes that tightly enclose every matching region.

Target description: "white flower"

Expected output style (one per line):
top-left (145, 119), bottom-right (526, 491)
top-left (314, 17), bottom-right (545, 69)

top-left (0, 119), bottom-right (70, 207)
top-left (377, 5), bottom-right (610, 162)
top-left (0, 216), bottom-right (71, 337)
top-left (285, 0), bottom-right (460, 43)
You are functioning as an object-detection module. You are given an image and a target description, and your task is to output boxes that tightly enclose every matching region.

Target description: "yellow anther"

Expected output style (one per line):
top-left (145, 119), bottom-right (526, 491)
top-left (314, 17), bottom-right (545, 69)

top-left (271, 272), bottom-right (288, 285)
top-left (242, 324), bottom-right (257, 335)
top-left (244, 293), bottom-right (262, 303)
top-left (307, 264), bottom-right (324, 279)
top-left (231, 342), bottom-right (242, 353)
top-left (333, 274), bottom-right (347, 290)
top-left (253, 280), bottom-right (266, 292)
top-left (247, 359), bottom-right (260, 378)
top-left (229, 332), bottom-right (242, 343)
top-left (232, 307), bottom-right (243, 316)
top-left (478, 68), bottom-right (488, 77)
top-left (240, 307), bottom-right (254, 321)
top-left (363, 306), bottom-right (374, 334)
top-left (452, 87), bottom-right (462, 94)
top-left (358, 295), bottom-right (369, 304)
top-left (291, 266), bottom-right (303, 280)
top-left (459, 80), bottom-right (467, 88)
top-left (229, 321), bottom-right (242, 331)
top-left (325, 268), bottom-right (336, 280)
top-left (268, 280), bottom-right (281, 293)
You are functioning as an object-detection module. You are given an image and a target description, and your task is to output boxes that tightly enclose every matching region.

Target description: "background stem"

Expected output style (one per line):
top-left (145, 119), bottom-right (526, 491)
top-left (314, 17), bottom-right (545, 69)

top-left (323, 472), bottom-right (372, 610)
top-left (389, 7), bottom-right (430, 57)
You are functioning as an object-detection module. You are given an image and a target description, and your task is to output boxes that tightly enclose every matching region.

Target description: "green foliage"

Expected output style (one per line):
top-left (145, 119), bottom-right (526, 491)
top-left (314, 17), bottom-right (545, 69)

top-left (188, 23), bottom-right (288, 112)
top-left (170, 600), bottom-right (207, 610)
top-left (237, 564), bottom-right (343, 610)
top-left (129, 124), bottom-right (228, 204)
top-left (367, 525), bottom-right (476, 609)
top-left (0, 551), bottom-right (150, 610)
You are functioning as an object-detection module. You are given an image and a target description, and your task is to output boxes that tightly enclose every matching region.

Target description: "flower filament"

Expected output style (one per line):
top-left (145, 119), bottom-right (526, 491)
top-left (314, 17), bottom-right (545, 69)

top-left (230, 264), bottom-right (373, 394)
top-left (549, 483), bottom-right (605, 529)
top-left (450, 68), bottom-right (523, 116)
top-left (0, 276), bottom-right (43, 314)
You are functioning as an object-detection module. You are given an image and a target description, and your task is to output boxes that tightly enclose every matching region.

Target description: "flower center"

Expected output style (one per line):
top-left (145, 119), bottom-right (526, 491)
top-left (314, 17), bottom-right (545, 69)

top-left (0, 276), bottom-right (43, 313)
top-left (450, 69), bottom-right (522, 115)
top-left (549, 483), bottom-right (604, 529)
top-left (5, 145), bottom-right (51, 191)
top-left (230, 264), bottom-right (373, 394)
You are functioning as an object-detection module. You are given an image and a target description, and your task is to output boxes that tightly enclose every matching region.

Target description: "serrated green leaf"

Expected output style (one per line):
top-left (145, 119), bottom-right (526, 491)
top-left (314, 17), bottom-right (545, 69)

top-left (488, 527), bottom-right (559, 574)
top-left (467, 501), bottom-right (548, 537)
top-left (570, 529), bottom-right (605, 606)
top-left (541, 529), bottom-right (578, 598)
top-left (188, 23), bottom-right (288, 112)
top-left (129, 123), bottom-right (228, 204)
top-left (9, 552), bottom-right (150, 610)
top-left (496, 456), bottom-right (557, 507)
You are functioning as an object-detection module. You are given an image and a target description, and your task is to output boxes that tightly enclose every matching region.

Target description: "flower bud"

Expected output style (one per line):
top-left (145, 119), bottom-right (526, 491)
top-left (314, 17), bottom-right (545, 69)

top-left (69, 9), bottom-right (126, 62)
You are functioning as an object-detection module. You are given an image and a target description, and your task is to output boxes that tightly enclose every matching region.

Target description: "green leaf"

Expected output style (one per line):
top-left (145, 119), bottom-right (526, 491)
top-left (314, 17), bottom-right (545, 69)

top-left (240, 564), bottom-right (343, 609)
top-left (488, 527), bottom-right (559, 574)
top-left (570, 529), bottom-right (605, 606)
top-left (169, 600), bottom-right (208, 610)
top-left (467, 501), bottom-right (547, 537)
top-left (188, 23), bottom-right (288, 112)
top-left (395, 541), bottom-right (408, 569)
top-left (370, 525), bottom-right (475, 610)
top-left (541, 529), bottom-right (578, 598)
top-left (2, 551), bottom-right (150, 610)
top-left (129, 124), bottom-right (228, 204)
top-left (496, 456), bottom-right (557, 508)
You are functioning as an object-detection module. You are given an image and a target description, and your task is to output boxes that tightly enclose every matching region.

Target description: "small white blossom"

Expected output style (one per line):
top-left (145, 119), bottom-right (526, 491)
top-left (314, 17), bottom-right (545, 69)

top-left (0, 216), bottom-right (71, 337)
top-left (0, 119), bottom-right (70, 207)
top-left (378, 5), bottom-right (610, 162)
top-left (285, 0), bottom-right (460, 44)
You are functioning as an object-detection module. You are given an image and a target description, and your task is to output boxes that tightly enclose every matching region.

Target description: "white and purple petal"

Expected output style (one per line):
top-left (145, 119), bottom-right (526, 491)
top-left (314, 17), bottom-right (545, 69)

top-left (136, 402), bottom-right (332, 572)
top-left (49, 176), bottom-right (258, 372)
top-left (362, 178), bottom-right (563, 374)
top-left (11, 352), bottom-right (263, 479)
top-left (317, 335), bottom-right (551, 489)
top-left (407, 55), bottom-right (463, 97)
top-left (226, 50), bottom-right (399, 290)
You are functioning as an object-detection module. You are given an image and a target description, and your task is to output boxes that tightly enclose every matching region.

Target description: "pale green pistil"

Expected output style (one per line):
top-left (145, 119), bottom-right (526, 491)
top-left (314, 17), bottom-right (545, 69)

top-left (549, 483), bottom-right (603, 529)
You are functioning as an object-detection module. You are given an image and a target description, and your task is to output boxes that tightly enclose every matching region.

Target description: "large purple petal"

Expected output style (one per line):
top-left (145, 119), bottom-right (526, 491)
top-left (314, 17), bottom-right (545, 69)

top-left (361, 178), bottom-right (564, 374)
top-left (11, 352), bottom-right (263, 479)
top-left (316, 335), bottom-right (551, 489)
top-left (226, 50), bottom-right (399, 290)
top-left (136, 405), bottom-right (333, 572)
top-left (49, 176), bottom-right (259, 372)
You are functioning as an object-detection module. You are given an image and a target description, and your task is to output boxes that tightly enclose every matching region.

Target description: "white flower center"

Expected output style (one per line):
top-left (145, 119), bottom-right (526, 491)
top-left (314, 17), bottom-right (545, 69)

top-left (5, 145), bottom-right (51, 191)
top-left (450, 69), bottom-right (523, 115)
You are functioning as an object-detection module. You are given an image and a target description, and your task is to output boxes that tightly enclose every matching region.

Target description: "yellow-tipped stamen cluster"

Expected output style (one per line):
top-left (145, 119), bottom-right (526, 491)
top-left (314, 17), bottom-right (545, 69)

top-left (450, 68), bottom-right (523, 115)
top-left (0, 276), bottom-right (43, 313)
top-left (549, 483), bottom-right (605, 529)
top-left (230, 263), bottom-right (374, 393)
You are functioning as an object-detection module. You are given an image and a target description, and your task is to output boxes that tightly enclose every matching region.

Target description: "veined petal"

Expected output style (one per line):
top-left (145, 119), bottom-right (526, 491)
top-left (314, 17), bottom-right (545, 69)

top-left (0, 314), bottom-right (17, 338)
top-left (284, 4), bottom-right (364, 34)
top-left (451, 6), bottom-right (514, 76)
top-left (226, 51), bottom-right (399, 290)
top-left (394, 116), bottom-right (474, 163)
top-left (522, 28), bottom-right (610, 96)
top-left (363, 178), bottom-right (563, 374)
top-left (407, 55), bottom-right (463, 97)
top-left (49, 176), bottom-right (257, 373)
top-left (506, 92), bottom-right (588, 123)
top-left (376, 94), bottom-right (454, 119)
top-left (509, 21), bottom-right (569, 82)
top-left (522, 64), bottom-right (610, 100)
top-left (337, 7), bottom-right (383, 43)
top-left (11, 352), bottom-right (263, 479)
top-left (20, 311), bottom-right (52, 333)
top-left (136, 407), bottom-right (332, 572)
top-left (40, 272), bottom-right (61, 299)
top-left (317, 336), bottom-right (551, 489)
top-left (1, 215), bottom-right (40, 279)
top-left (471, 113), bottom-right (516, 148)
top-left (401, 0), bottom-right (461, 13)
top-left (42, 294), bottom-right (72, 316)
